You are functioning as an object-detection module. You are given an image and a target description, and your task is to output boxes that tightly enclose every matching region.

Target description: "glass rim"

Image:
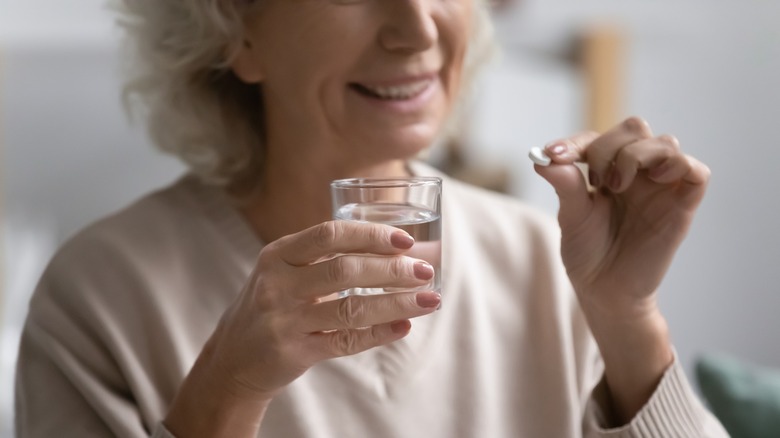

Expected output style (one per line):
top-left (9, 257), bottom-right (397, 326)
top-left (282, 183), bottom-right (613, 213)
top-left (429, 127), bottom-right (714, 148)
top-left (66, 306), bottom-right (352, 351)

top-left (330, 176), bottom-right (442, 189)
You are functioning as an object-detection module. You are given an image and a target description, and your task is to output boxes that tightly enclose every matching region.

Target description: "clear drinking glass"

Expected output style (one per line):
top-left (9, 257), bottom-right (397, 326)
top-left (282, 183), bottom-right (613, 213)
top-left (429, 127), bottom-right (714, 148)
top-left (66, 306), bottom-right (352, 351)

top-left (330, 177), bottom-right (442, 298)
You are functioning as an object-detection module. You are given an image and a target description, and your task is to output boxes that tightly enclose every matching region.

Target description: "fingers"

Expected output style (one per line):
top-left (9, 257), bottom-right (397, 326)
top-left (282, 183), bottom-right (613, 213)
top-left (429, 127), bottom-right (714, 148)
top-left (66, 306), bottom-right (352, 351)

top-left (582, 117), bottom-right (654, 185)
top-left (297, 292), bottom-right (440, 333)
top-left (543, 131), bottom-right (601, 164)
top-left (263, 220), bottom-right (435, 302)
top-left (216, 220), bottom-right (439, 398)
top-left (534, 131), bottom-right (599, 219)
top-left (303, 319), bottom-right (412, 362)
top-left (534, 162), bottom-right (593, 222)
top-left (533, 132), bottom-right (600, 221)
top-left (273, 221), bottom-right (414, 266)
top-left (648, 153), bottom-right (710, 186)
top-left (543, 117), bottom-right (654, 184)
top-left (287, 255), bottom-right (435, 299)
top-left (541, 117), bottom-right (706, 194)
top-left (608, 135), bottom-right (679, 192)
top-left (593, 133), bottom-right (707, 194)
top-left (297, 292), bottom-right (440, 363)
top-left (649, 154), bottom-right (711, 207)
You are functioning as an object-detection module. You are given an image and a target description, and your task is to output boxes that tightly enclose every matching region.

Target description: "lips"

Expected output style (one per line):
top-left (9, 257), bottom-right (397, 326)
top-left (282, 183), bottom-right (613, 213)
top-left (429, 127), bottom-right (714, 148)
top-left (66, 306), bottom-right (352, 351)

top-left (350, 77), bottom-right (435, 101)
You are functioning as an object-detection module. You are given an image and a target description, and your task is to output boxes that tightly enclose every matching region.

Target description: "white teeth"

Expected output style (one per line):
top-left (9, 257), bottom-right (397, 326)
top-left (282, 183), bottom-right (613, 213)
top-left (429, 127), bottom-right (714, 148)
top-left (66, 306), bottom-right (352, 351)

top-left (362, 80), bottom-right (432, 100)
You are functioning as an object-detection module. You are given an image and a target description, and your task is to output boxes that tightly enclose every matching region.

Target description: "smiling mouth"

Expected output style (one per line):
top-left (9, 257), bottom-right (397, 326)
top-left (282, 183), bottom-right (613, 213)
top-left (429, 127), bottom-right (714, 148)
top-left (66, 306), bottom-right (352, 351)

top-left (350, 79), bottom-right (434, 101)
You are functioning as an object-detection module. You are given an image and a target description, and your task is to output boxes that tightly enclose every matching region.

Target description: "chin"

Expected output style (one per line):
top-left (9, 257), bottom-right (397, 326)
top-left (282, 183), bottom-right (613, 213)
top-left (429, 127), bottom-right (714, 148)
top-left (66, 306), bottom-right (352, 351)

top-left (368, 124), bottom-right (441, 162)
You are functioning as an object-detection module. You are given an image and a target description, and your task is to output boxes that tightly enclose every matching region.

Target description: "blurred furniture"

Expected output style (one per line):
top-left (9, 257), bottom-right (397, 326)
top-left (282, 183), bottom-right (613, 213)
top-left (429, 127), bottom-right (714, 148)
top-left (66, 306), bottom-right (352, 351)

top-left (580, 26), bottom-right (624, 133)
top-left (696, 354), bottom-right (780, 438)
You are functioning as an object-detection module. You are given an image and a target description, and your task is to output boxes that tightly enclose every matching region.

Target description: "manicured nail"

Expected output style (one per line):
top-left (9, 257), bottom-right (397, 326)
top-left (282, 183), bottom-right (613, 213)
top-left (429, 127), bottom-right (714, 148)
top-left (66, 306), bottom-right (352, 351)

top-left (391, 231), bottom-right (414, 249)
top-left (588, 169), bottom-right (600, 187)
top-left (545, 143), bottom-right (568, 156)
top-left (416, 292), bottom-right (441, 308)
top-left (391, 320), bottom-right (411, 334)
top-left (413, 261), bottom-right (434, 280)
top-left (609, 170), bottom-right (622, 191)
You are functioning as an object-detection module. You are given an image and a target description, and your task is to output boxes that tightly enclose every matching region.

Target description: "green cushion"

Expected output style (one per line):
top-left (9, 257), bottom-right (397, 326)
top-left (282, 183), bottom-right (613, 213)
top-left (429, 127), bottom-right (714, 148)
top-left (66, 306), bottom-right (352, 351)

top-left (696, 354), bottom-right (780, 438)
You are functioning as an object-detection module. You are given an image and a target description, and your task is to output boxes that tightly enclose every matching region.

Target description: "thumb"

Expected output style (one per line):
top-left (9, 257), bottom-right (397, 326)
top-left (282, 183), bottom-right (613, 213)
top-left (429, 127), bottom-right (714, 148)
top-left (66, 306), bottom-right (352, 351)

top-left (534, 163), bottom-right (593, 222)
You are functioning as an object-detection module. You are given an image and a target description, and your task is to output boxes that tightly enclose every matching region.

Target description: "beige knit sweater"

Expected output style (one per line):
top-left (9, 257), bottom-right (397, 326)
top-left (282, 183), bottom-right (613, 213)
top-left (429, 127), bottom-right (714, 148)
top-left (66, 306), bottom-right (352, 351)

top-left (15, 164), bottom-right (728, 437)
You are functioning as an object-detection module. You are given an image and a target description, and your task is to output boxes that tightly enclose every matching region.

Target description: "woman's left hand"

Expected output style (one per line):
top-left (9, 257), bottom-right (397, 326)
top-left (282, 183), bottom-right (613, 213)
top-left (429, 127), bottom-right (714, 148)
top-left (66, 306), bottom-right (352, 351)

top-left (535, 116), bottom-right (710, 320)
top-left (535, 116), bottom-right (711, 422)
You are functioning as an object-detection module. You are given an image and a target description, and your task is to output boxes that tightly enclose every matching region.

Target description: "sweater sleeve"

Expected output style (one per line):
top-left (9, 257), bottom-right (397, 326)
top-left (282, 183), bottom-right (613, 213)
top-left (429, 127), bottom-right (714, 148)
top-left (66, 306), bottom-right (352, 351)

top-left (15, 317), bottom-right (151, 437)
top-left (583, 355), bottom-right (730, 437)
top-left (15, 241), bottom-right (158, 437)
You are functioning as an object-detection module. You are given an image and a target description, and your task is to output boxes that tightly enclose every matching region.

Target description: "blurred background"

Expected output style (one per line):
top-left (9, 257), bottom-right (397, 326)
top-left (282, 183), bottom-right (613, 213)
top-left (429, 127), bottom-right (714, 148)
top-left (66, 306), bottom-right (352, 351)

top-left (1, 0), bottom-right (779, 436)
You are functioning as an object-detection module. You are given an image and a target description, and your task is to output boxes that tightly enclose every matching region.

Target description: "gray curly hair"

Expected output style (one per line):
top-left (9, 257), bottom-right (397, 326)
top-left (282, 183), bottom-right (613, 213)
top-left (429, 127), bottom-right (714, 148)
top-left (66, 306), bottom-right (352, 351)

top-left (115, 0), bottom-right (495, 189)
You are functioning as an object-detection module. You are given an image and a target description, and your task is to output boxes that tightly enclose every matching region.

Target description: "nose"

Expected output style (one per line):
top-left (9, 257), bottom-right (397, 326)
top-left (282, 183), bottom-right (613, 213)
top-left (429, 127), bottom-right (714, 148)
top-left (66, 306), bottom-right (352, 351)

top-left (378, 0), bottom-right (438, 54)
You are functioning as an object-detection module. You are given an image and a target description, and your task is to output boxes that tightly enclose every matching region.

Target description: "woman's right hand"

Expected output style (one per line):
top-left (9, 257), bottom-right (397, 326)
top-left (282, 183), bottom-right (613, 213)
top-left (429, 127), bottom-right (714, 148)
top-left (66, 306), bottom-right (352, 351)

top-left (164, 220), bottom-right (439, 437)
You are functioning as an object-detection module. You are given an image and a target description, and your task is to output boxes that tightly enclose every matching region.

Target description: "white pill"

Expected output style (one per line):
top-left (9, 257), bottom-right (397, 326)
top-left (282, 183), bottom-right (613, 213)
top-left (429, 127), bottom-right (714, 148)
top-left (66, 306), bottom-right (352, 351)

top-left (528, 147), bottom-right (552, 166)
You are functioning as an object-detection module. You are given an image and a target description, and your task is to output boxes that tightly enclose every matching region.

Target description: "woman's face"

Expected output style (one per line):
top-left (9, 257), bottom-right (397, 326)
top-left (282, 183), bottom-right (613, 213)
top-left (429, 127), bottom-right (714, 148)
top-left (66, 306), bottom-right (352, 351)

top-left (234, 0), bottom-right (473, 166)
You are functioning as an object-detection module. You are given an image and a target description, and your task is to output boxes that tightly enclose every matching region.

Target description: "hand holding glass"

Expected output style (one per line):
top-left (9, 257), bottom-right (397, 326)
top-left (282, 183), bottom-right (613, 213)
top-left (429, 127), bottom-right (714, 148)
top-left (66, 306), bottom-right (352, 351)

top-left (330, 177), bottom-right (442, 298)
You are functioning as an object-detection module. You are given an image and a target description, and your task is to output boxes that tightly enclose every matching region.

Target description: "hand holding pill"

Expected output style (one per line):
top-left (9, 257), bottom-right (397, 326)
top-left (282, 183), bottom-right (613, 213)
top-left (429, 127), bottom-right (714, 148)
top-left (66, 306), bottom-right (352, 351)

top-left (529, 118), bottom-right (712, 425)
top-left (530, 117), bottom-right (710, 321)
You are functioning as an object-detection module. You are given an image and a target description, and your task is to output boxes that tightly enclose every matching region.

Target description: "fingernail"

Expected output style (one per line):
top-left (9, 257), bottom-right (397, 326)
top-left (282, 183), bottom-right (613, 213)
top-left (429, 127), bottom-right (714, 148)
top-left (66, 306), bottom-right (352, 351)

top-left (545, 143), bottom-right (568, 156)
top-left (413, 261), bottom-right (434, 280)
top-left (649, 162), bottom-right (669, 179)
top-left (391, 320), bottom-right (411, 334)
top-left (588, 169), bottom-right (600, 187)
top-left (416, 292), bottom-right (441, 308)
top-left (609, 170), bottom-right (622, 191)
top-left (391, 231), bottom-right (414, 249)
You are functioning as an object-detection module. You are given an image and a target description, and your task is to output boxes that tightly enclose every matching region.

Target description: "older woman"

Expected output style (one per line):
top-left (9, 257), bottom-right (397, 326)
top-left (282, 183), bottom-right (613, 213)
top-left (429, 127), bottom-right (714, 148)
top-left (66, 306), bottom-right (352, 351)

top-left (16, 0), bottom-right (727, 437)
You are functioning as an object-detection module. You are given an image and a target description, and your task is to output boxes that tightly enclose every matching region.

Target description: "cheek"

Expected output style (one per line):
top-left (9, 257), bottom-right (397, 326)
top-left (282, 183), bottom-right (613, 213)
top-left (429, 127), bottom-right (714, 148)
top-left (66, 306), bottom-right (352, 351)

top-left (252, 6), bottom-right (352, 82)
top-left (258, 42), bottom-right (352, 121)
top-left (439, 2), bottom-right (474, 98)
top-left (255, 12), bottom-right (371, 110)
